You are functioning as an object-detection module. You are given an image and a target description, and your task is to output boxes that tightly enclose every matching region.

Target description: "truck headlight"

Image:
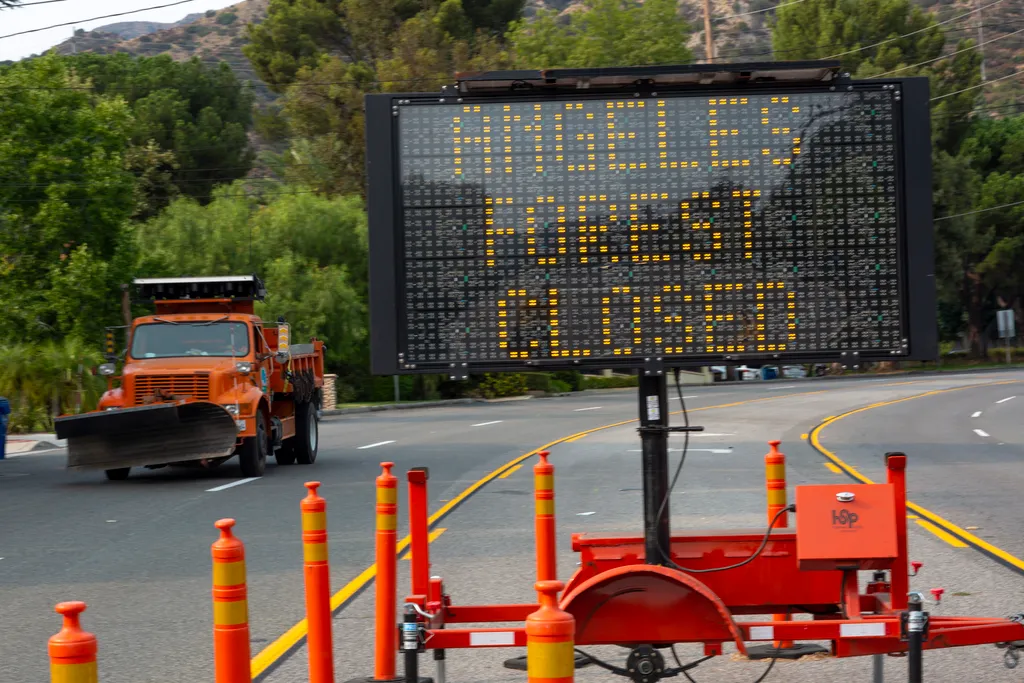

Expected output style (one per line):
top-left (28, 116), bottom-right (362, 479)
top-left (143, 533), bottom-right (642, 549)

top-left (235, 361), bottom-right (253, 374)
top-left (221, 404), bottom-right (239, 415)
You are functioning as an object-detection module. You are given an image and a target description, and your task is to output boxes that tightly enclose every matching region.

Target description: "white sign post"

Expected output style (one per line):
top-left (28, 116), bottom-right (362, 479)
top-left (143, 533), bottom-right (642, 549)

top-left (997, 309), bottom-right (1016, 364)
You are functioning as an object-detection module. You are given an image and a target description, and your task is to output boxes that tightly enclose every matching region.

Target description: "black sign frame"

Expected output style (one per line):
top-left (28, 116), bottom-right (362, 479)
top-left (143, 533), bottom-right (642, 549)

top-left (366, 62), bottom-right (935, 376)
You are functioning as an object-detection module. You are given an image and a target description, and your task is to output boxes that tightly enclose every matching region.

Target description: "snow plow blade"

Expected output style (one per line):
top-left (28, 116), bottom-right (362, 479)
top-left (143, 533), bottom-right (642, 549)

top-left (54, 402), bottom-right (238, 471)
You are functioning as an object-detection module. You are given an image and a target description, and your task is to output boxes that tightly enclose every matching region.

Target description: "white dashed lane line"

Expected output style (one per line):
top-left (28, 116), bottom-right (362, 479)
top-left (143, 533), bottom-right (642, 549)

top-left (972, 411), bottom-right (983, 418)
top-left (358, 440), bottom-right (396, 449)
top-left (207, 477), bottom-right (261, 492)
top-left (573, 407), bottom-right (602, 412)
top-left (471, 421), bottom-right (503, 427)
top-left (974, 429), bottom-right (991, 438)
top-left (997, 396), bottom-right (1016, 404)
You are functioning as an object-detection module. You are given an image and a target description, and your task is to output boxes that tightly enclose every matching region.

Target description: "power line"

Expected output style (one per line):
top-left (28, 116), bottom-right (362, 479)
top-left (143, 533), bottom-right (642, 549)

top-left (0, 0), bottom-right (200, 41)
top-left (823, 0), bottom-right (1005, 59)
top-left (930, 99), bottom-right (1024, 118)
top-left (873, 25), bottom-right (1024, 77)
top-left (935, 199), bottom-right (1024, 221)
top-left (714, 0), bottom-right (809, 23)
top-left (932, 68), bottom-right (1024, 100)
top-left (9, 0), bottom-right (77, 6)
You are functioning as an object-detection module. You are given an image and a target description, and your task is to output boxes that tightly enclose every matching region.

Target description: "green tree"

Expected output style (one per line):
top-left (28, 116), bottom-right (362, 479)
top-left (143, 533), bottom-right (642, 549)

top-left (0, 55), bottom-right (137, 346)
top-left (505, 0), bottom-right (694, 69)
top-left (933, 115), bottom-right (1024, 355)
top-left (134, 183), bottom-right (371, 392)
top-left (244, 0), bottom-right (511, 197)
top-left (771, 0), bottom-right (980, 151)
top-left (62, 53), bottom-right (255, 206)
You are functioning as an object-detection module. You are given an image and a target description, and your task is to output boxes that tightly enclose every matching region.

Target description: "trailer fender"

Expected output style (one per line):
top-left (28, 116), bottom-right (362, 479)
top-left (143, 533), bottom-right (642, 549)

top-left (559, 564), bottom-right (747, 654)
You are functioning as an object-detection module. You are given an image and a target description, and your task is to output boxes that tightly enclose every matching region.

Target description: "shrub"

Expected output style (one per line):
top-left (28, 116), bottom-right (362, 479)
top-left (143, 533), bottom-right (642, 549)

top-left (552, 369), bottom-right (583, 391)
top-left (581, 374), bottom-right (639, 390)
top-left (523, 372), bottom-right (551, 392)
top-left (216, 11), bottom-right (237, 25)
top-left (478, 373), bottom-right (528, 399)
top-left (205, 9), bottom-right (217, 17)
top-left (549, 379), bottom-right (572, 393)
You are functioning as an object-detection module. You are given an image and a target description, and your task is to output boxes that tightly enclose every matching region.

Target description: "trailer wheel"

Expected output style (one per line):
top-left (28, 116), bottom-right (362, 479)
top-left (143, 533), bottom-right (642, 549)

top-left (104, 467), bottom-right (131, 481)
top-left (294, 400), bottom-right (319, 465)
top-left (239, 413), bottom-right (268, 477)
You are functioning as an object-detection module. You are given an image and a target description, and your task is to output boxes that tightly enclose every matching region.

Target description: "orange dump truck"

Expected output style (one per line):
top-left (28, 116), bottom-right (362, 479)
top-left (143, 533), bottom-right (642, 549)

top-left (54, 275), bottom-right (326, 481)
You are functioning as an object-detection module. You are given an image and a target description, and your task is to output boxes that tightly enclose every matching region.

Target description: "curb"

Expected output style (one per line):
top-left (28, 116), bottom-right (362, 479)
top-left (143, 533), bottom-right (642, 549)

top-left (3, 439), bottom-right (63, 455)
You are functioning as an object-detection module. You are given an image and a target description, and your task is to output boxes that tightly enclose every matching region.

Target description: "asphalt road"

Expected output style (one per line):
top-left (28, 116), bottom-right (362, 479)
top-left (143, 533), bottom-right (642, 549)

top-left (4, 371), bottom-right (1024, 683)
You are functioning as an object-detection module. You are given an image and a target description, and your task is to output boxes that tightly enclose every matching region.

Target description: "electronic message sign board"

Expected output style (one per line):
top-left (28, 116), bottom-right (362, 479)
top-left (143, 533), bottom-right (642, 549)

top-left (366, 64), bottom-right (935, 375)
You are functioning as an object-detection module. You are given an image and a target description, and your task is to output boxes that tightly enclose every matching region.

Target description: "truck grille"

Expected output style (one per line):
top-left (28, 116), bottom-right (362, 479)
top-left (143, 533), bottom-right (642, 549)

top-left (132, 374), bottom-right (211, 405)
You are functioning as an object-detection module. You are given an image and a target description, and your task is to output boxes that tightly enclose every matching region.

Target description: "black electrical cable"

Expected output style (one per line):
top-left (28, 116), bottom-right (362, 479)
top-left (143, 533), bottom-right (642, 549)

top-left (654, 367), bottom-right (793, 575)
top-left (671, 643), bottom-right (780, 683)
top-left (573, 648), bottom-right (630, 677)
top-left (671, 645), bottom-right (701, 683)
top-left (752, 650), bottom-right (780, 682)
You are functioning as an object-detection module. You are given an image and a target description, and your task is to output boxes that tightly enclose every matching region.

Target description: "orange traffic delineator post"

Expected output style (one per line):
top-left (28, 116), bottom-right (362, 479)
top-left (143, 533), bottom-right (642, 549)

top-left (526, 581), bottom-right (575, 683)
top-left (211, 518), bottom-right (252, 683)
top-left (765, 440), bottom-right (792, 650)
top-left (302, 481), bottom-right (335, 683)
top-left (49, 601), bottom-right (98, 683)
top-left (375, 462), bottom-right (400, 681)
top-left (534, 451), bottom-right (557, 583)
top-left (747, 441), bottom-right (826, 661)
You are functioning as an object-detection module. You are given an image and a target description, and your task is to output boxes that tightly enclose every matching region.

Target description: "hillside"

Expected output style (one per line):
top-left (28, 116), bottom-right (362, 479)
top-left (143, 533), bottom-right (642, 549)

top-left (46, 0), bottom-right (1021, 109)
top-left (92, 14), bottom-right (205, 40)
top-left (51, 0), bottom-right (271, 104)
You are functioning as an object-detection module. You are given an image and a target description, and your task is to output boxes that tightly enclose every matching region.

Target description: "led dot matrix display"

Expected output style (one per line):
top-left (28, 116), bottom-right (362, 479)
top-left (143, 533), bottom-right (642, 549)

top-left (367, 73), bottom-right (936, 374)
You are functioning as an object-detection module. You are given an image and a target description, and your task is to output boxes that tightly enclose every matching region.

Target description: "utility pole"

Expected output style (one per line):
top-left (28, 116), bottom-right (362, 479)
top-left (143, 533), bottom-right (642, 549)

top-left (70, 26), bottom-right (77, 54)
top-left (703, 0), bottom-right (715, 63)
top-left (976, 0), bottom-right (986, 81)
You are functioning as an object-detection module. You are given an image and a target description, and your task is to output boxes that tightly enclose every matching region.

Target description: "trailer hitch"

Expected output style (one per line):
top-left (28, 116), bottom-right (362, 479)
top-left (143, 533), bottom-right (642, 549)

top-left (994, 613), bottom-right (1024, 669)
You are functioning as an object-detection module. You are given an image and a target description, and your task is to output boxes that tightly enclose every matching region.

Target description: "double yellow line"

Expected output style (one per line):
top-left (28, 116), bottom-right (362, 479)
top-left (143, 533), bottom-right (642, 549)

top-left (250, 388), bottom-right (828, 678)
top-left (809, 379), bottom-right (1024, 572)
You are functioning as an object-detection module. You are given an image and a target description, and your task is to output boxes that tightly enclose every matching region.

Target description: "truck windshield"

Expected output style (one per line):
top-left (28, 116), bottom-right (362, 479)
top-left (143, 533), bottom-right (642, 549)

top-left (130, 322), bottom-right (250, 359)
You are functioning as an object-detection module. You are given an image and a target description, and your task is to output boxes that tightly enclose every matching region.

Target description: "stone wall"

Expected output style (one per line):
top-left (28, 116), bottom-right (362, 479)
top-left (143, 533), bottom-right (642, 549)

top-left (323, 374), bottom-right (337, 410)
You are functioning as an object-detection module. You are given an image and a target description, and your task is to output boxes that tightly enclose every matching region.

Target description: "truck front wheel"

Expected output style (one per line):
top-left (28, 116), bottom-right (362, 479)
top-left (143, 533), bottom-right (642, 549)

top-left (238, 414), bottom-right (268, 477)
top-left (293, 400), bottom-right (319, 465)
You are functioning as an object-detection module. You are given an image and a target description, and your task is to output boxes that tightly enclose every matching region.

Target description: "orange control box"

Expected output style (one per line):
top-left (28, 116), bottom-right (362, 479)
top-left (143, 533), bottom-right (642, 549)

top-left (794, 483), bottom-right (899, 571)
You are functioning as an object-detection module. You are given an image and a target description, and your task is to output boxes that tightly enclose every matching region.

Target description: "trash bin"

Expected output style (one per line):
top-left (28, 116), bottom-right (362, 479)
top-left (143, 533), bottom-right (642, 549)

top-left (760, 366), bottom-right (779, 381)
top-left (0, 396), bottom-right (10, 460)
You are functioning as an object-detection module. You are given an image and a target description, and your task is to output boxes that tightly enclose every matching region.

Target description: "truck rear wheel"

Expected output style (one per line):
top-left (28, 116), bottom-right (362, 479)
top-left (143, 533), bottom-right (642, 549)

top-left (293, 400), bottom-right (319, 465)
top-left (105, 467), bottom-right (131, 481)
top-left (239, 414), bottom-right (268, 477)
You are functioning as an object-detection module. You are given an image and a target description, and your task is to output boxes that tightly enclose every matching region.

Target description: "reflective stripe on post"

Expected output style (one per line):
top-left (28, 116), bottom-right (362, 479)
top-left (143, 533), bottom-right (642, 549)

top-left (765, 440), bottom-right (788, 528)
top-left (526, 581), bottom-right (574, 683)
top-left (49, 601), bottom-right (98, 683)
top-left (211, 518), bottom-right (251, 683)
top-left (374, 462), bottom-right (399, 681)
top-left (302, 481), bottom-right (335, 683)
top-left (534, 451), bottom-right (557, 583)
